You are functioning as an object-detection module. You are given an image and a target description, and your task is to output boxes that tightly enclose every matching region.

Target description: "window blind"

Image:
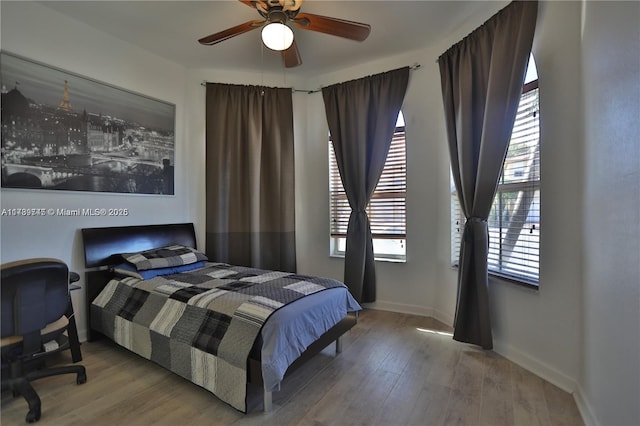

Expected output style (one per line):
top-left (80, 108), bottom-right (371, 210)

top-left (330, 127), bottom-right (407, 240)
top-left (452, 83), bottom-right (540, 284)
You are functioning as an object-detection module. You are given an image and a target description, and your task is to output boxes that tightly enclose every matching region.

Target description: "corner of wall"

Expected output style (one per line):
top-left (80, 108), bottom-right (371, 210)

top-left (574, 383), bottom-right (600, 426)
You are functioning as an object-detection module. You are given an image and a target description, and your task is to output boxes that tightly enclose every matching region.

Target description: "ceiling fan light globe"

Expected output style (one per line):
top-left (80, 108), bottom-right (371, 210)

top-left (262, 23), bottom-right (294, 51)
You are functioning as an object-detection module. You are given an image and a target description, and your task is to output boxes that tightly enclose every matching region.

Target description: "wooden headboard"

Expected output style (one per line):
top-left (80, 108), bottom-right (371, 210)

top-left (81, 222), bottom-right (197, 269)
top-left (81, 223), bottom-right (198, 340)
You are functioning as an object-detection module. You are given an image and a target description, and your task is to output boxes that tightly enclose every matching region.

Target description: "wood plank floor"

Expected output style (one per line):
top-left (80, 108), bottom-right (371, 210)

top-left (1, 309), bottom-right (583, 426)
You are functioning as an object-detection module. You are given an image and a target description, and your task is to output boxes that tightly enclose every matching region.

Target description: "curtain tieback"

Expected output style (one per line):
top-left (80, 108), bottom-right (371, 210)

top-left (463, 217), bottom-right (487, 242)
top-left (466, 217), bottom-right (487, 224)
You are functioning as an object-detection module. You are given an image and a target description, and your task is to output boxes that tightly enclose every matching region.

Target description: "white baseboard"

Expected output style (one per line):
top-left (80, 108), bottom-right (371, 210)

top-left (491, 339), bottom-right (593, 425)
top-left (430, 307), bottom-right (455, 328)
top-left (363, 300), bottom-right (431, 317)
top-left (573, 383), bottom-right (599, 426)
top-left (363, 300), bottom-right (453, 327)
top-left (362, 300), bottom-right (454, 327)
top-left (491, 338), bottom-right (576, 394)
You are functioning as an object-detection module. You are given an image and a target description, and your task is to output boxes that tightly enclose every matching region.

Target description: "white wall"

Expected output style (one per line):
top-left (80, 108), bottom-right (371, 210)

top-left (294, 1), bottom-right (504, 321)
top-left (0, 2), bottom-right (192, 341)
top-left (295, 0), bottom-right (586, 395)
top-left (290, 1), bottom-right (638, 424)
top-left (580, 2), bottom-right (640, 425)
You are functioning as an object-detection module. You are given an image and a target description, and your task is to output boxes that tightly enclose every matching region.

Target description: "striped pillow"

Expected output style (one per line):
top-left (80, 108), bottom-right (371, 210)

top-left (121, 245), bottom-right (208, 271)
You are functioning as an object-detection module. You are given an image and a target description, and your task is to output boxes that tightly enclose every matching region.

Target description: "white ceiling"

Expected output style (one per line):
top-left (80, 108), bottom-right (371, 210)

top-left (40, 0), bottom-right (508, 76)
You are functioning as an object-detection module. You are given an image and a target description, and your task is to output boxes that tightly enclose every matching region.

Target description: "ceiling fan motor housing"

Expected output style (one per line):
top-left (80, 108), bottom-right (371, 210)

top-left (268, 9), bottom-right (288, 24)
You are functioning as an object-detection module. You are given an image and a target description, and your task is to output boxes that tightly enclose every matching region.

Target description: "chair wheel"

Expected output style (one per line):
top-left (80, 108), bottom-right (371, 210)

top-left (77, 372), bottom-right (87, 385)
top-left (26, 407), bottom-right (41, 423)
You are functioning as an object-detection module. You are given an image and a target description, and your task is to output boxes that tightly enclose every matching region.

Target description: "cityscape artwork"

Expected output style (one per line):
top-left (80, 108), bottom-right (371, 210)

top-left (1, 52), bottom-right (175, 195)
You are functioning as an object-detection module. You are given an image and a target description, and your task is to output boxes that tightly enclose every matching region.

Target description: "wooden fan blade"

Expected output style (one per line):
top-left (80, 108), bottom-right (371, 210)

top-left (198, 19), bottom-right (264, 46)
top-left (292, 13), bottom-right (370, 41)
top-left (280, 0), bottom-right (303, 12)
top-left (281, 40), bottom-right (302, 68)
top-left (238, 0), bottom-right (267, 9)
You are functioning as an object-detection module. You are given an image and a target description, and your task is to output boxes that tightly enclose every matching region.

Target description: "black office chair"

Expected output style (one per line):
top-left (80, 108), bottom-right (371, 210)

top-left (1, 258), bottom-right (87, 423)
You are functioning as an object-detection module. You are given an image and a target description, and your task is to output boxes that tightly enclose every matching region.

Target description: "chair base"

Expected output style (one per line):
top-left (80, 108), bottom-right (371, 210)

top-left (2, 364), bottom-right (86, 423)
top-left (2, 376), bottom-right (41, 423)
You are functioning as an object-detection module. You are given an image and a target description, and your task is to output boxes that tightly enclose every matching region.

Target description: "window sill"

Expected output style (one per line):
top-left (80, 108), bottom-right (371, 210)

top-left (450, 264), bottom-right (539, 290)
top-left (489, 272), bottom-right (539, 290)
top-left (330, 254), bottom-right (406, 264)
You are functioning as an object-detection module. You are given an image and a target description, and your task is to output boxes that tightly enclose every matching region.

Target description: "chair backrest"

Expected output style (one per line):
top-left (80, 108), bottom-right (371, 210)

top-left (1, 259), bottom-right (70, 349)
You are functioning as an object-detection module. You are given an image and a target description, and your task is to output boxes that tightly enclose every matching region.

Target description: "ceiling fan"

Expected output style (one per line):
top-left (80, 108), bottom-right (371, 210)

top-left (198, 0), bottom-right (371, 68)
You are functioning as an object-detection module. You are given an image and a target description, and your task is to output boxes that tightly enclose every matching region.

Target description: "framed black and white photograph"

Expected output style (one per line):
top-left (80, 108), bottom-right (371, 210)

top-left (0, 51), bottom-right (175, 195)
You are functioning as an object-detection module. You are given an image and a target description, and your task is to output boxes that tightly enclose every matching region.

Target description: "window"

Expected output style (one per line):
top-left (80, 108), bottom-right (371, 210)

top-left (329, 112), bottom-right (406, 262)
top-left (451, 55), bottom-right (540, 286)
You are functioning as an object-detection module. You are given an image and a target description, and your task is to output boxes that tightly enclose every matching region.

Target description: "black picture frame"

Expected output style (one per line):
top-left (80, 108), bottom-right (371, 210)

top-left (1, 51), bottom-right (175, 195)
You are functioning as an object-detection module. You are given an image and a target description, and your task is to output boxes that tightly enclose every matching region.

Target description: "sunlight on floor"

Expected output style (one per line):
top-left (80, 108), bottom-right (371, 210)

top-left (416, 327), bottom-right (454, 337)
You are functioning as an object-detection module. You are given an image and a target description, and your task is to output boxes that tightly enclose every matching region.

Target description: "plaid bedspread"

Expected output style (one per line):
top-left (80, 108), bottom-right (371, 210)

top-left (90, 263), bottom-right (347, 412)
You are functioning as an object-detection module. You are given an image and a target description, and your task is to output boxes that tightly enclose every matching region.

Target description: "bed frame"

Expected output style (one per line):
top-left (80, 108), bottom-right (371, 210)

top-left (81, 222), bottom-right (356, 411)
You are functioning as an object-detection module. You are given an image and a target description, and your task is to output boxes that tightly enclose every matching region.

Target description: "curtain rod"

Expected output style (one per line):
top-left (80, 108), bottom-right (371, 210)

top-left (200, 63), bottom-right (422, 94)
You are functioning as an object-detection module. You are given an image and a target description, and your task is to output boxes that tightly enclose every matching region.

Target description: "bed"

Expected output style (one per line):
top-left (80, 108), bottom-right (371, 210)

top-left (81, 223), bottom-right (360, 413)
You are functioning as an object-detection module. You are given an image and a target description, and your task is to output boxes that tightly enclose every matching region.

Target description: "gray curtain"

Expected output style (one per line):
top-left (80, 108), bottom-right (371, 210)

top-left (322, 67), bottom-right (409, 303)
top-left (438, 1), bottom-right (538, 349)
top-left (205, 83), bottom-right (296, 272)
